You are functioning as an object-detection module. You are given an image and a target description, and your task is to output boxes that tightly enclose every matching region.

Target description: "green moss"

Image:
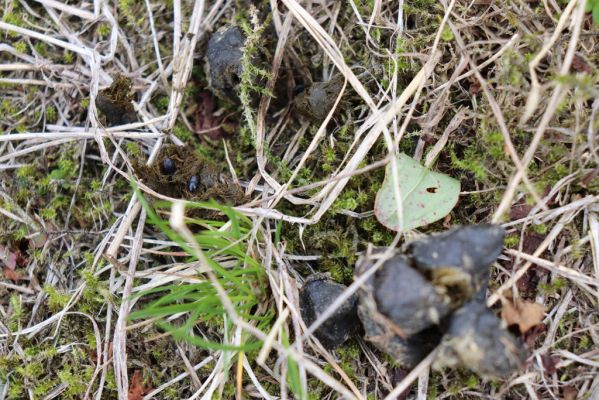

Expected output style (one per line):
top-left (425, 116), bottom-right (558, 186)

top-left (1, 99), bottom-right (18, 116)
top-left (539, 278), bottom-right (567, 295)
top-left (2, 12), bottom-right (24, 37)
top-left (118, 0), bottom-right (137, 26)
top-left (63, 50), bottom-right (75, 64)
top-left (465, 373), bottom-right (479, 389)
top-left (450, 145), bottom-right (488, 181)
top-left (79, 268), bottom-right (112, 312)
top-left (7, 382), bottom-right (25, 399)
top-left (44, 284), bottom-right (71, 312)
top-left (14, 41), bottom-right (27, 54)
top-left (58, 366), bottom-right (88, 398)
top-left (155, 95), bottom-right (170, 112)
top-left (46, 105), bottom-right (57, 122)
top-left (237, 8), bottom-right (273, 143)
top-left (16, 360), bottom-right (43, 379)
top-left (8, 295), bottom-right (25, 330)
top-left (125, 141), bottom-right (142, 157)
top-left (504, 235), bottom-right (519, 248)
top-left (34, 379), bottom-right (59, 397)
top-left (33, 41), bottom-right (48, 57)
top-left (440, 25), bottom-right (454, 42)
top-left (174, 123), bottom-right (193, 141)
top-left (531, 223), bottom-right (548, 235)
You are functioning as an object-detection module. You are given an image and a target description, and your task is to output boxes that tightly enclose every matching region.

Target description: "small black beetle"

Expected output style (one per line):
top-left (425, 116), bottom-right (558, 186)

top-left (161, 158), bottom-right (176, 175)
top-left (188, 175), bottom-right (199, 192)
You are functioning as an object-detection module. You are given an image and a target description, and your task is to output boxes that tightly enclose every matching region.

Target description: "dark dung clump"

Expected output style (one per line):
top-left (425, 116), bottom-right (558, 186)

top-left (299, 274), bottom-right (360, 349)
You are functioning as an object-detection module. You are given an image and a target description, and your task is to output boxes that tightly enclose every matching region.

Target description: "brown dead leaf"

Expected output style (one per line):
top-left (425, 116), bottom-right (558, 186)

top-left (571, 55), bottom-right (592, 74)
top-left (469, 78), bottom-right (482, 95)
top-left (501, 298), bottom-right (546, 335)
top-left (523, 322), bottom-right (546, 347)
top-left (0, 245), bottom-right (17, 269)
top-left (580, 167), bottom-right (598, 188)
top-left (541, 352), bottom-right (559, 375)
top-left (194, 91), bottom-right (234, 140)
top-left (128, 370), bottom-right (152, 400)
top-left (562, 385), bottom-right (577, 400)
top-left (3, 267), bottom-right (23, 282)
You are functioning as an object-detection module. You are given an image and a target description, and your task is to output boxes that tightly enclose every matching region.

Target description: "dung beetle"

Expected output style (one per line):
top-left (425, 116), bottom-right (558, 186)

top-left (160, 158), bottom-right (176, 175)
top-left (188, 175), bottom-right (199, 192)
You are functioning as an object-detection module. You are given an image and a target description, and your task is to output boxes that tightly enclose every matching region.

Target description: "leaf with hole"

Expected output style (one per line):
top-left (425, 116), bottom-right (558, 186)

top-left (374, 153), bottom-right (460, 231)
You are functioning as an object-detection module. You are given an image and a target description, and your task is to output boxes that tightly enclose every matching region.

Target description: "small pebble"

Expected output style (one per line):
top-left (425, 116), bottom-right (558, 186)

top-left (160, 158), bottom-right (176, 175)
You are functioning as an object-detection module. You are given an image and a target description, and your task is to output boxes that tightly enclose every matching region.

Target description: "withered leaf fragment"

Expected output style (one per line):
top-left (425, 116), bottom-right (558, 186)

top-left (501, 298), bottom-right (546, 335)
top-left (434, 300), bottom-right (527, 379)
top-left (299, 274), bottom-right (360, 349)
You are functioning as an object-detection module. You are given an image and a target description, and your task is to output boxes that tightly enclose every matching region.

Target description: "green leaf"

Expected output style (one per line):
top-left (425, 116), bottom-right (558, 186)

top-left (374, 153), bottom-right (460, 231)
top-left (50, 169), bottom-right (64, 180)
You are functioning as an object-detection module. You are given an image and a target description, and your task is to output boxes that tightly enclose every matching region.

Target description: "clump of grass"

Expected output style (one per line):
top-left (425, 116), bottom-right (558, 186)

top-left (130, 192), bottom-right (274, 351)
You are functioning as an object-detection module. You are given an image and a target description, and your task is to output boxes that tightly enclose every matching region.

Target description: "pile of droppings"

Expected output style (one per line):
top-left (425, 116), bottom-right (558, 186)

top-left (299, 273), bottom-right (360, 349)
top-left (205, 26), bottom-right (245, 102)
top-left (300, 224), bottom-right (528, 379)
top-left (95, 74), bottom-right (137, 126)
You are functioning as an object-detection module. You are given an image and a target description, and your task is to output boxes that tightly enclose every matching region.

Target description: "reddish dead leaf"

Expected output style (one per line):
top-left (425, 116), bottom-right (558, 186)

top-left (194, 91), bottom-right (234, 140)
top-left (541, 352), bottom-right (559, 375)
top-left (516, 266), bottom-right (544, 296)
top-left (128, 370), bottom-right (152, 400)
top-left (523, 323), bottom-right (546, 347)
top-left (510, 188), bottom-right (555, 222)
top-left (420, 133), bottom-right (436, 145)
top-left (501, 299), bottom-right (546, 335)
top-left (442, 213), bottom-right (452, 228)
top-left (15, 251), bottom-right (28, 268)
top-left (562, 385), bottom-right (578, 400)
top-left (571, 55), bottom-right (592, 74)
top-left (580, 167), bottom-right (598, 188)
top-left (3, 267), bottom-right (23, 282)
top-left (469, 80), bottom-right (482, 95)
top-left (0, 245), bottom-right (17, 269)
top-left (510, 203), bottom-right (533, 221)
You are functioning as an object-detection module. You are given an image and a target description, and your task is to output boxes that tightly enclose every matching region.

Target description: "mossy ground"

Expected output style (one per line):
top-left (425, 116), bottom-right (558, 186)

top-left (1, 0), bottom-right (598, 398)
